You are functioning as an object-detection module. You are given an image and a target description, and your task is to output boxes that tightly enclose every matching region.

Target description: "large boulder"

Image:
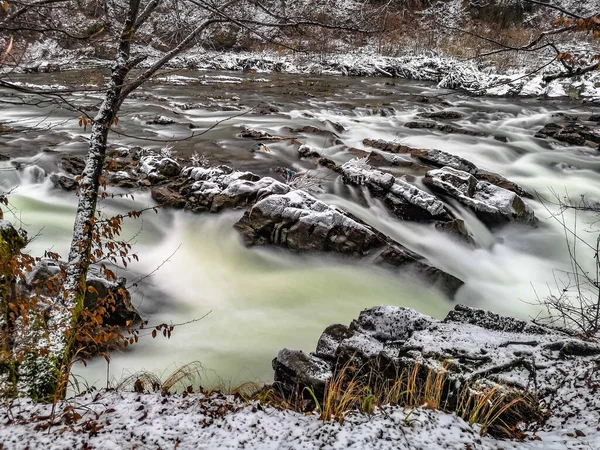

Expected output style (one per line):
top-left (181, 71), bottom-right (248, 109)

top-left (234, 190), bottom-right (463, 297)
top-left (50, 174), bottom-right (78, 191)
top-left (272, 304), bottom-right (600, 434)
top-left (234, 190), bottom-right (383, 255)
top-left (423, 167), bottom-right (536, 226)
top-left (272, 349), bottom-right (333, 400)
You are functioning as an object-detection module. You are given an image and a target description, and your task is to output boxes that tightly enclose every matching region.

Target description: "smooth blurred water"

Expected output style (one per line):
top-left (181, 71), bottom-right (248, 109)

top-left (1, 70), bottom-right (598, 388)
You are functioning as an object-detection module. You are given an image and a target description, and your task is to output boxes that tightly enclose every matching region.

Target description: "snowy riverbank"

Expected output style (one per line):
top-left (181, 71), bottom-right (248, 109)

top-left (2, 304), bottom-right (599, 450)
top-left (12, 40), bottom-right (600, 100)
top-left (1, 389), bottom-right (598, 450)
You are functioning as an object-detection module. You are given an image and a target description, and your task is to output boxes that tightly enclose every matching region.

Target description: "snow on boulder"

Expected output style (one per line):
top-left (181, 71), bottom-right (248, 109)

top-left (273, 304), bottom-right (600, 437)
top-left (340, 158), bottom-right (471, 241)
top-left (234, 189), bottom-right (381, 255)
top-left (423, 167), bottom-right (536, 226)
top-left (152, 165), bottom-right (290, 213)
top-left (350, 305), bottom-right (435, 342)
top-left (363, 139), bottom-right (532, 198)
top-left (341, 158), bottom-right (453, 222)
top-left (234, 190), bottom-right (463, 297)
top-left (139, 154), bottom-right (181, 182)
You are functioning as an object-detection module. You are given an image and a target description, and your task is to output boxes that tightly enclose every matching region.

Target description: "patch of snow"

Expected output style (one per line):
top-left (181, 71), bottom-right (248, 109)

top-left (1, 389), bottom-right (598, 449)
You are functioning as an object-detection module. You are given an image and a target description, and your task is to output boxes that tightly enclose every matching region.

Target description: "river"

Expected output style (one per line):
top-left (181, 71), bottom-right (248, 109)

top-left (1, 69), bottom-right (598, 389)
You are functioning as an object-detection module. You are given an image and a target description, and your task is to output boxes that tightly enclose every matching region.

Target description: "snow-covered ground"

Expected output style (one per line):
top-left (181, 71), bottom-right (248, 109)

top-left (1, 390), bottom-right (598, 450)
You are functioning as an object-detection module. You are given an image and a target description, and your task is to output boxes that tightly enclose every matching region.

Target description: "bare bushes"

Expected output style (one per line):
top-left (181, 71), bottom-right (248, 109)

top-left (533, 193), bottom-right (600, 339)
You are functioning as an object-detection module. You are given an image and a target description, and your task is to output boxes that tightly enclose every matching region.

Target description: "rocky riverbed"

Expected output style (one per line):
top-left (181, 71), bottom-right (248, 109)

top-left (44, 128), bottom-right (542, 299)
top-left (1, 69), bottom-right (599, 392)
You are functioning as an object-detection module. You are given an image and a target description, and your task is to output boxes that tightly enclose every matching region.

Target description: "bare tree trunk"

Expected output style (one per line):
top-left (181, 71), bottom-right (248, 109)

top-left (15, 0), bottom-right (142, 399)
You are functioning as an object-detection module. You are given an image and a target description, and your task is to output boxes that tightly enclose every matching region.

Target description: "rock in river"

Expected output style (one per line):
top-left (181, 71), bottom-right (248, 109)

top-left (234, 189), bottom-right (463, 297)
top-left (535, 121), bottom-right (600, 147)
top-left (152, 166), bottom-right (291, 213)
top-left (423, 167), bottom-right (536, 226)
top-left (363, 139), bottom-right (532, 199)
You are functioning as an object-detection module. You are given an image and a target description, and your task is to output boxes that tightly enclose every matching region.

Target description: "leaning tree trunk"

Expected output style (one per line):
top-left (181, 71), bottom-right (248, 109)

top-left (11, 0), bottom-right (220, 399)
top-left (15, 0), bottom-right (142, 399)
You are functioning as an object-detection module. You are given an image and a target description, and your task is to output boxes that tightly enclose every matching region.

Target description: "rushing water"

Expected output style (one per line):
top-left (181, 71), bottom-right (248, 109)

top-left (1, 70), bottom-right (598, 388)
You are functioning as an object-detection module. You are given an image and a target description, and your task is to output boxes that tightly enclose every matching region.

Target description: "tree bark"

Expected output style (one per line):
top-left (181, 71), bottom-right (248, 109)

top-left (15, 0), bottom-right (142, 399)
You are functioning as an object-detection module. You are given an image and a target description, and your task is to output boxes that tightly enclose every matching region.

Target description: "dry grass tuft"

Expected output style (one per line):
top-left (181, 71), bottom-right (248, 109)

top-left (264, 357), bottom-right (540, 437)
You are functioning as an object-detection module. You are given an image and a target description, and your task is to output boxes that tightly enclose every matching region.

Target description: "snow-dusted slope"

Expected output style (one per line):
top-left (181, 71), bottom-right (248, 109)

top-left (1, 389), bottom-right (598, 450)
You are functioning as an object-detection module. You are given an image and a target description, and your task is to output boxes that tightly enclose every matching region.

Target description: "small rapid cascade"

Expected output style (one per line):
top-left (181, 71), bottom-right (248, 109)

top-left (1, 70), bottom-right (599, 388)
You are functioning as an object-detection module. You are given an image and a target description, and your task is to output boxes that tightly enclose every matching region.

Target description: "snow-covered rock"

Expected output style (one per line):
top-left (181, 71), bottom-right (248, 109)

top-left (363, 139), bottom-right (532, 198)
top-left (340, 159), bottom-right (470, 240)
top-left (151, 165), bottom-right (291, 213)
top-left (139, 154), bottom-right (182, 182)
top-left (423, 167), bottom-right (536, 226)
top-left (273, 304), bottom-right (600, 440)
top-left (234, 190), bottom-right (463, 297)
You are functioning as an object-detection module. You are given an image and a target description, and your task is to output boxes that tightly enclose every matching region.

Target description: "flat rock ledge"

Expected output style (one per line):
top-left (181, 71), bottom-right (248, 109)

top-left (273, 305), bottom-right (600, 434)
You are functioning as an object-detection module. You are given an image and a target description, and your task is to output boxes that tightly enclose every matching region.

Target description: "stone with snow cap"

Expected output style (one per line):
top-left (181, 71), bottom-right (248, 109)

top-left (234, 190), bottom-right (381, 255)
top-left (273, 304), bottom-right (600, 434)
top-left (151, 166), bottom-right (290, 213)
top-left (340, 159), bottom-right (471, 240)
top-left (350, 305), bottom-right (435, 342)
top-left (315, 324), bottom-right (354, 360)
top-left (535, 121), bottom-right (600, 147)
top-left (234, 190), bottom-right (463, 297)
top-left (342, 160), bottom-right (449, 219)
top-left (363, 139), bottom-right (532, 198)
top-left (139, 154), bottom-right (181, 182)
top-left (423, 167), bottom-right (536, 226)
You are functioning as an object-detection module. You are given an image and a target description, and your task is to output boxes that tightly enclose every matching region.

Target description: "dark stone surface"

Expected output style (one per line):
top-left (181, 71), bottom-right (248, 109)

top-left (535, 122), bottom-right (600, 147)
top-left (50, 174), bottom-right (78, 191)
